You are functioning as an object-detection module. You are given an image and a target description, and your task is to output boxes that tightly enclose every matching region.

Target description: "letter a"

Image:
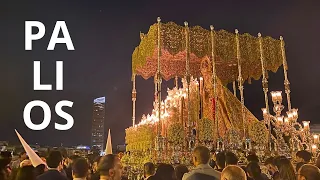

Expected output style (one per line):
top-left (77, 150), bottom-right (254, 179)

top-left (47, 21), bottom-right (75, 50)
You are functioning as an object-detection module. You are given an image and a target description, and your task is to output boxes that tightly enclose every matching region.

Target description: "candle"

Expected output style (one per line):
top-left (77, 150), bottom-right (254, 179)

top-left (164, 100), bottom-right (167, 112)
top-left (196, 81), bottom-right (200, 119)
top-left (161, 119), bottom-right (165, 137)
top-left (180, 97), bottom-right (184, 125)
top-left (200, 77), bottom-right (203, 96)
top-left (312, 144), bottom-right (317, 154)
top-left (271, 91), bottom-right (282, 103)
top-left (287, 111), bottom-right (293, 121)
top-left (314, 134), bottom-right (319, 143)
top-left (277, 116), bottom-right (283, 124)
top-left (302, 121), bottom-right (310, 130)
top-left (291, 108), bottom-right (298, 121)
top-left (200, 77), bottom-right (204, 118)
top-left (262, 108), bottom-right (267, 116)
top-left (292, 109), bottom-right (298, 116)
top-left (284, 117), bottom-right (289, 124)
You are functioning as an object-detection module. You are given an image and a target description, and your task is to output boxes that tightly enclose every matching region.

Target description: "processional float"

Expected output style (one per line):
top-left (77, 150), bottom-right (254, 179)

top-left (123, 18), bottom-right (318, 168)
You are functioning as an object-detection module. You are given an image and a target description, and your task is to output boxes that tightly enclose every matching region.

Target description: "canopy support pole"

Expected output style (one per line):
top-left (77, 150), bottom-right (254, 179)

top-left (258, 33), bottom-right (271, 151)
top-left (184, 21), bottom-right (192, 151)
top-left (210, 26), bottom-right (219, 141)
top-left (132, 74), bottom-right (136, 127)
top-left (235, 29), bottom-right (247, 141)
top-left (280, 36), bottom-right (292, 111)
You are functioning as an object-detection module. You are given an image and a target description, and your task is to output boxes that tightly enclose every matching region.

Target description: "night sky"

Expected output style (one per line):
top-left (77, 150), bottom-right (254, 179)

top-left (1, 0), bottom-right (320, 147)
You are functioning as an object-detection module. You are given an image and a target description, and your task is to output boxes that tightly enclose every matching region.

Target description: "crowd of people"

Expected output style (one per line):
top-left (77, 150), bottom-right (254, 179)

top-left (142, 147), bottom-right (320, 180)
top-left (1, 145), bottom-right (320, 180)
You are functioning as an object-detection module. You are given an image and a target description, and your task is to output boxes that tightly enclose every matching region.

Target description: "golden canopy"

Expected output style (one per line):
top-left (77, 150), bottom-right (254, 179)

top-left (132, 21), bottom-right (284, 84)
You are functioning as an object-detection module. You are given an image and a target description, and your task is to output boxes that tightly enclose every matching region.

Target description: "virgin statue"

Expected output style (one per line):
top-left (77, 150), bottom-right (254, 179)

top-left (200, 57), bottom-right (258, 139)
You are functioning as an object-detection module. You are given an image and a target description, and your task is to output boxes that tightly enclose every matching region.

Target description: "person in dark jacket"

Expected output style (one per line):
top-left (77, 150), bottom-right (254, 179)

top-left (246, 161), bottom-right (268, 180)
top-left (175, 165), bottom-right (189, 180)
top-left (149, 164), bottom-right (175, 180)
top-left (72, 158), bottom-right (89, 180)
top-left (36, 151), bottom-right (67, 180)
top-left (64, 155), bottom-right (80, 180)
top-left (15, 165), bottom-right (36, 180)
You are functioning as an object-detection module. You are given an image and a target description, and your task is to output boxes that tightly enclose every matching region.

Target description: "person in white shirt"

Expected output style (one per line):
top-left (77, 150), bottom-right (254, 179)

top-left (72, 158), bottom-right (89, 180)
top-left (182, 146), bottom-right (221, 180)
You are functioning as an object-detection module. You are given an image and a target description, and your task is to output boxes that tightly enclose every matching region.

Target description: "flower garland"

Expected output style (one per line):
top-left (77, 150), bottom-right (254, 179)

top-left (198, 118), bottom-right (214, 142)
top-left (167, 123), bottom-right (185, 145)
top-left (125, 124), bottom-right (156, 152)
top-left (249, 121), bottom-right (268, 145)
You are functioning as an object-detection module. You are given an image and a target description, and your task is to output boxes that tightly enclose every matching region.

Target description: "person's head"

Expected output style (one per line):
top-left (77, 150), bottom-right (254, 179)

top-left (34, 164), bottom-right (46, 177)
top-left (296, 150), bottom-right (312, 163)
top-left (46, 151), bottom-right (63, 170)
top-left (221, 165), bottom-right (247, 180)
top-left (246, 161), bottom-right (262, 179)
top-left (0, 152), bottom-right (12, 168)
top-left (265, 157), bottom-right (278, 175)
top-left (216, 152), bottom-right (226, 169)
top-left (175, 165), bottom-right (189, 180)
top-left (143, 162), bottom-right (155, 178)
top-left (296, 162), bottom-right (306, 172)
top-left (225, 152), bottom-right (238, 166)
top-left (72, 158), bottom-right (89, 179)
top-left (92, 156), bottom-right (101, 173)
top-left (70, 155), bottom-right (81, 162)
top-left (40, 157), bottom-right (46, 164)
top-left (0, 152), bottom-right (12, 180)
top-left (192, 146), bottom-right (211, 166)
top-left (20, 159), bottom-right (32, 167)
top-left (246, 154), bottom-right (259, 163)
top-left (154, 163), bottom-right (175, 180)
top-left (68, 155), bottom-right (81, 167)
top-left (297, 164), bottom-right (320, 180)
top-left (19, 152), bottom-right (27, 161)
top-left (15, 165), bottom-right (35, 180)
top-left (274, 156), bottom-right (296, 180)
top-left (316, 154), bottom-right (320, 169)
top-left (98, 154), bottom-right (123, 180)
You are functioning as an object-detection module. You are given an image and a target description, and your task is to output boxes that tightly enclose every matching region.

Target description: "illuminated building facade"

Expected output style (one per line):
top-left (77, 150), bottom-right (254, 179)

top-left (91, 97), bottom-right (106, 151)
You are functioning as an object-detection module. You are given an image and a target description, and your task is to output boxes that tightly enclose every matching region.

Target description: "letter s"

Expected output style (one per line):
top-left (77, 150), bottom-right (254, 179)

top-left (55, 100), bottom-right (74, 130)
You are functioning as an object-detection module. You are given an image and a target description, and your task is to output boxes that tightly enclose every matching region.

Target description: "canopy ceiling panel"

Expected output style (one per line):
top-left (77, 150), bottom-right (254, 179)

top-left (132, 22), bottom-right (283, 84)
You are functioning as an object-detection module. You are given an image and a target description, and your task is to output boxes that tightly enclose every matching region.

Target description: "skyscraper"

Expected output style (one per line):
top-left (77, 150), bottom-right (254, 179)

top-left (91, 97), bottom-right (105, 151)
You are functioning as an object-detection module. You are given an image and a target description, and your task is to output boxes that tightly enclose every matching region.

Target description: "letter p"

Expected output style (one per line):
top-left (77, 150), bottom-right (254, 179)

top-left (25, 21), bottom-right (45, 50)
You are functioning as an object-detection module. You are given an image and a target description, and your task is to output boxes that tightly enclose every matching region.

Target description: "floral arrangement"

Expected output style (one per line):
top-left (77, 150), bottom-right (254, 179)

top-left (121, 154), bottom-right (130, 165)
top-left (125, 124), bottom-right (156, 152)
top-left (225, 129), bottom-right (241, 149)
top-left (249, 121), bottom-right (268, 145)
top-left (198, 118), bottom-right (214, 142)
top-left (167, 122), bottom-right (185, 145)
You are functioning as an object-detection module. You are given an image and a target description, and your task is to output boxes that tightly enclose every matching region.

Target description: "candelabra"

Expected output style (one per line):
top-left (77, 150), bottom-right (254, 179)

top-left (261, 91), bottom-right (317, 158)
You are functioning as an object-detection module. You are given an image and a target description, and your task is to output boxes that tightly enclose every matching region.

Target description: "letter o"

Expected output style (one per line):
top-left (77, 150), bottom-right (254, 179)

top-left (23, 100), bottom-right (51, 130)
